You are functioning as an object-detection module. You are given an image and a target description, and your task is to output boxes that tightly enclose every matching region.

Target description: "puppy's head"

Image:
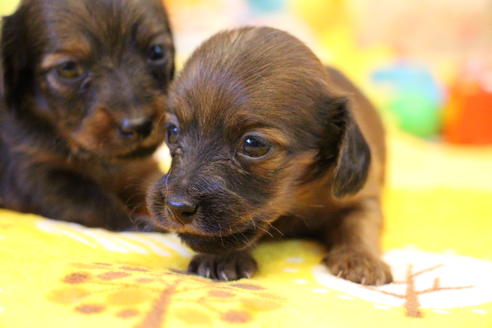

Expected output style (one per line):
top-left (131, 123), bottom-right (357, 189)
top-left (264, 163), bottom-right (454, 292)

top-left (148, 27), bottom-right (370, 253)
top-left (1, 0), bottom-right (174, 158)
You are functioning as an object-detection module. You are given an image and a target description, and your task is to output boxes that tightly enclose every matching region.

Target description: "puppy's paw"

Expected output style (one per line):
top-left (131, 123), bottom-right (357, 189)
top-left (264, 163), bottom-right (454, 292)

top-left (323, 248), bottom-right (392, 285)
top-left (188, 251), bottom-right (258, 281)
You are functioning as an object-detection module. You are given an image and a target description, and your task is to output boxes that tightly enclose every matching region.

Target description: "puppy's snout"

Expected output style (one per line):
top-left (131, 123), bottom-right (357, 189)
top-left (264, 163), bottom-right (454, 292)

top-left (166, 196), bottom-right (198, 224)
top-left (119, 117), bottom-right (154, 139)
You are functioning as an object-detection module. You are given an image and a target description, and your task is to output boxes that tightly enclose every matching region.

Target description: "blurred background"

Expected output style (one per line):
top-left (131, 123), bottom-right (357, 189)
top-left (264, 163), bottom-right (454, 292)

top-left (162, 0), bottom-right (492, 146)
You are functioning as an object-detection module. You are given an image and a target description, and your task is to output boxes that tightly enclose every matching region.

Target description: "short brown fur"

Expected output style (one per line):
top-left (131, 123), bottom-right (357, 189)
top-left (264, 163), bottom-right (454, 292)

top-left (148, 27), bottom-right (392, 284)
top-left (0, 0), bottom-right (174, 229)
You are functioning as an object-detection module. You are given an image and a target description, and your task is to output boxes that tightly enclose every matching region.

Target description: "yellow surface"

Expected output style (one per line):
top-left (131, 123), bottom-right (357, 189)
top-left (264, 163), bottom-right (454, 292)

top-left (0, 0), bottom-right (18, 16)
top-left (0, 134), bottom-right (491, 328)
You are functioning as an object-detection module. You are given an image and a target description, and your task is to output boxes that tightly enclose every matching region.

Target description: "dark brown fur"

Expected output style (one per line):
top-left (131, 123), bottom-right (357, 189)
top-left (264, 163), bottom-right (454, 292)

top-left (0, 0), bottom-right (174, 230)
top-left (147, 27), bottom-right (392, 285)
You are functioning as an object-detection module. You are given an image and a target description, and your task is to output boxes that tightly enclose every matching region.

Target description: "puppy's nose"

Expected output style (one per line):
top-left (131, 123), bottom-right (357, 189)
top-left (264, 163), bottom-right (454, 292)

top-left (119, 117), bottom-right (153, 139)
top-left (167, 196), bottom-right (198, 224)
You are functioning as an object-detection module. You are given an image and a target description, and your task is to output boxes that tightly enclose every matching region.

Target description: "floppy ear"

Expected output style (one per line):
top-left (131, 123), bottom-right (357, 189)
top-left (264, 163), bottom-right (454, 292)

top-left (1, 5), bottom-right (33, 108)
top-left (318, 97), bottom-right (371, 198)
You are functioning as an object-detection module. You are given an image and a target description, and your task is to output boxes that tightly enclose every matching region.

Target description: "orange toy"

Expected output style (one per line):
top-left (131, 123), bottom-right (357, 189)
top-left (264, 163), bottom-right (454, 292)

top-left (444, 78), bottom-right (492, 145)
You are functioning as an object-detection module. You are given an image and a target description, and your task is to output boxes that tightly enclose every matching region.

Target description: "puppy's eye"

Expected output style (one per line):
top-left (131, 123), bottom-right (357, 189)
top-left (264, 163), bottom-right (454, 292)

top-left (166, 124), bottom-right (180, 145)
top-left (148, 45), bottom-right (166, 63)
top-left (56, 61), bottom-right (85, 80)
top-left (240, 135), bottom-right (271, 158)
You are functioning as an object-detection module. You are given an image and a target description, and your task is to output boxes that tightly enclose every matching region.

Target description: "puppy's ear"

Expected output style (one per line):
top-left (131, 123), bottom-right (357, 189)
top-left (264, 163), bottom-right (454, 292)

top-left (319, 97), bottom-right (371, 198)
top-left (1, 5), bottom-right (32, 108)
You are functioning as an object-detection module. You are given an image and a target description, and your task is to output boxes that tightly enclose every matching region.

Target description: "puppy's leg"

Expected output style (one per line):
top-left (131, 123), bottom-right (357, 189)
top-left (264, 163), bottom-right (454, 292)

top-left (9, 165), bottom-right (132, 230)
top-left (322, 198), bottom-right (392, 285)
top-left (116, 160), bottom-right (163, 232)
top-left (188, 251), bottom-right (258, 281)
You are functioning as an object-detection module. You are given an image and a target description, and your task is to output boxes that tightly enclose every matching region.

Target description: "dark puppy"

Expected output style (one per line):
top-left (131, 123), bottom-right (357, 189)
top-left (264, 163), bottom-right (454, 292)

top-left (148, 27), bottom-right (392, 285)
top-left (0, 0), bottom-right (174, 230)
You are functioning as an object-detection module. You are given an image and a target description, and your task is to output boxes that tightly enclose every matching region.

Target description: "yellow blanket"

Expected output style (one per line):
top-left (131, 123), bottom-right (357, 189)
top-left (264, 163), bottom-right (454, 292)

top-left (0, 133), bottom-right (491, 328)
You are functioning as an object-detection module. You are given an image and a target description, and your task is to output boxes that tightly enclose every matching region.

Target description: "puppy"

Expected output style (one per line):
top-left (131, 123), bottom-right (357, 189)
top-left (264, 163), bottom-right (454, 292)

top-left (148, 27), bottom-right (392, 285)
top-left (0, 0), bottom-right (174, 230)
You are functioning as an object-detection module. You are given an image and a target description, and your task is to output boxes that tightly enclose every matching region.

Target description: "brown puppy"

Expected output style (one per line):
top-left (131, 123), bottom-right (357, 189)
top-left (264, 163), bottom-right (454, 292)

top-left (148, 27), bottom-right (392, 285)
top-left (0, 0), bottom-right (174, 230)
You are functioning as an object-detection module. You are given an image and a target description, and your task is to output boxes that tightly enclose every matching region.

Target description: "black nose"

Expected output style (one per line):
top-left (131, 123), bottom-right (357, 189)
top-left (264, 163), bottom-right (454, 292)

top-left (166, 196), bottom-right (198, 224)
top-left (119, 117), bottom-right (153, 139)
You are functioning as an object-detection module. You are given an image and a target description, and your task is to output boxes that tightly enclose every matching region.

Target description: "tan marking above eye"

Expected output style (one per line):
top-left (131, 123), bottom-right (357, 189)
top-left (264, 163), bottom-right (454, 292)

top-left (150, 33), bottom-right (173, 48)
top-left (40, 40), bottom-right (91, 71)
top-left (41, 53), bottom-right (81, 72)
top-left (164, 113), bottom-right (179, 127)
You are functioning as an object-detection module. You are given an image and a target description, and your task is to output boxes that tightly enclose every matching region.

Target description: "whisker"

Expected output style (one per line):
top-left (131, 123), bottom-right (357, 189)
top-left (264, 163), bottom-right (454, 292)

top-left (257, 224), bottom-right (274, 238)
top-left (163, 173), bottom-right (171, 200)
top-left (265, 221), bottom-right (283, 236)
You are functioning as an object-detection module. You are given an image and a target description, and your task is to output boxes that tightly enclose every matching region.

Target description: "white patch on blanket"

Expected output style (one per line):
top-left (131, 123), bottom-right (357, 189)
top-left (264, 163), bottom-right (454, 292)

top-left (313, 249), bottom-right (492, 309)
top-left (36, 219), bottom-right (192, 257)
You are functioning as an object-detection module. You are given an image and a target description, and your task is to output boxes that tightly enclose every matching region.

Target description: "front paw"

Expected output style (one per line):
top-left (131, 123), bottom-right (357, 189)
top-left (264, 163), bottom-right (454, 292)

top-left (188, 251), bottom-right (258, 281)
top-left (323, 248), bottom-right (393, 285)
